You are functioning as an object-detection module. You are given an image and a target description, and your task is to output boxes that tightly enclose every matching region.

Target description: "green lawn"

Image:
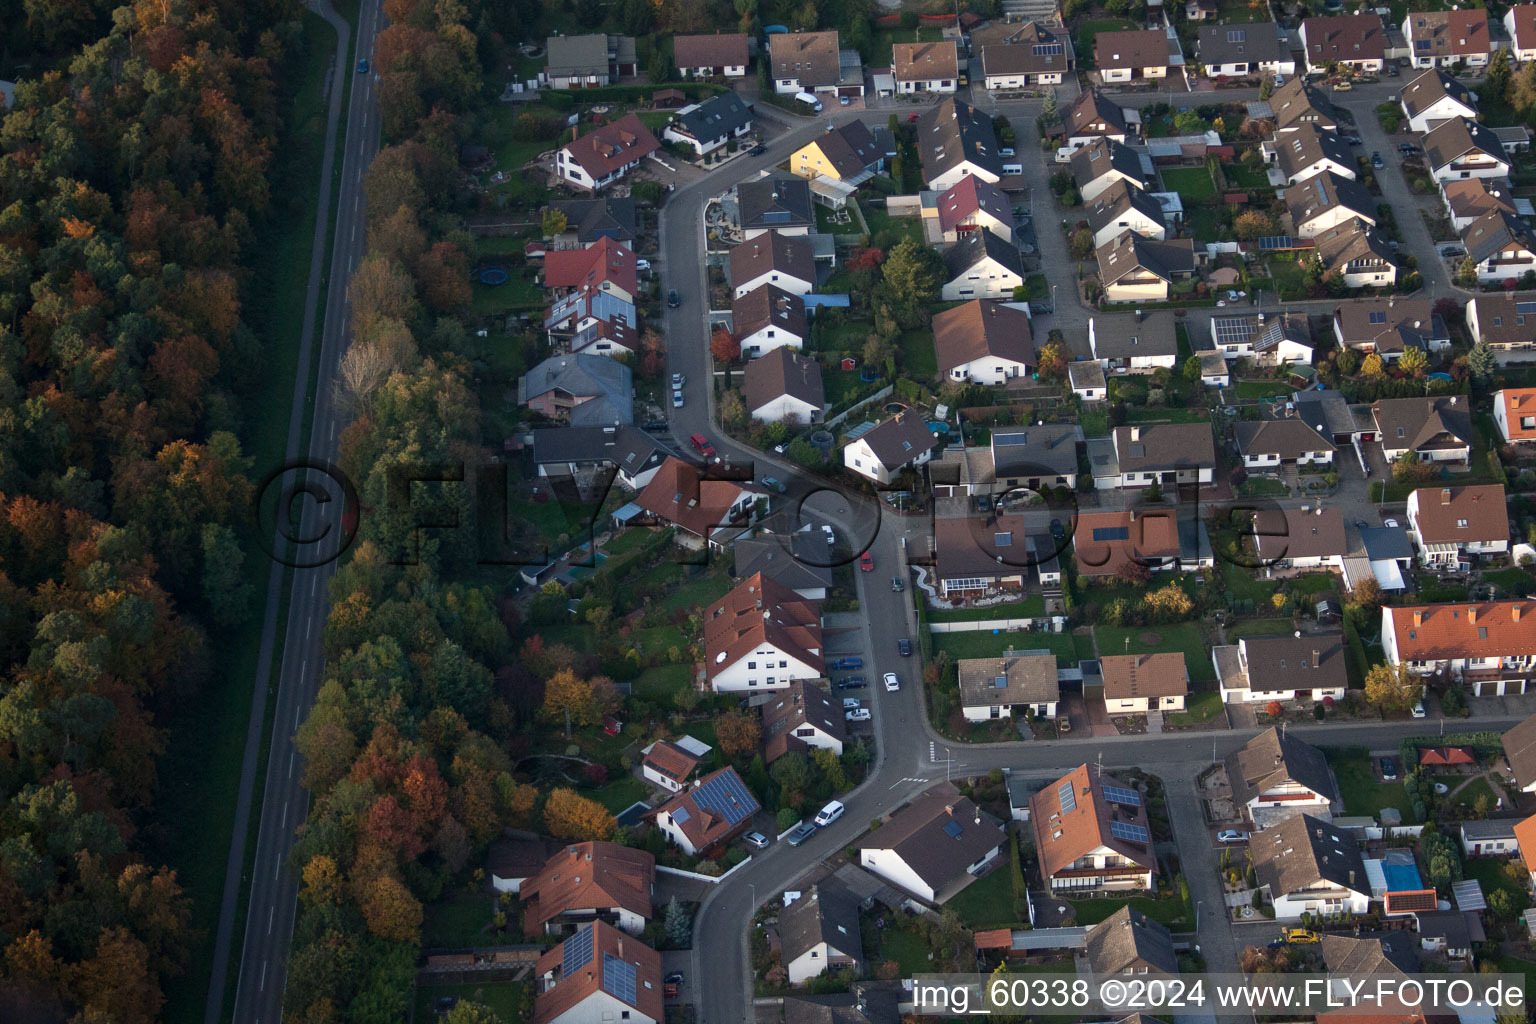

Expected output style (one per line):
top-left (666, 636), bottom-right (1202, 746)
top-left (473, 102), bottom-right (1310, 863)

top-left (1499, 957), bottom-right (1536, 997)
top-left (1094, 622), bottom-right (1215, 682)
top-left (862, 203), bottom-right (925, 249)
top-left (1074, 20), bottom-right (1140, 68)
top-left (633, 663), bottom-right (693, 704)
top-left (1123, 406), bottom-right (1209, 424)
top-left (1072, 894), bottom-right (1193, 928)
top-left (1236, 380), bottom-right (1294, 399)
top-left (1167, 689), bottom-right (1224, 726)
top-left (898, 329), bottom-right (938, 378)
top-left (1159, 166), bottom-right (1217, 201)
top-left (1224, 161), bottom-right (1273, 189)
top-left (817, 203), bottom-right (863, 235)
top-left (929, 596), bottom-right (1047, 621)
top-left (1484, 566), bottom-right (1536, 597)
top-left (421, 894), bottom-right (515, 949)
top-left (591, 774), bottom-right (648, 813)
top-left (659, 567), bottom-right (734, 612)
top-left (1436, 775), bottom-right (1497, 815)
top-left (1185, 205), bottom-right (1226, 244)
top-left (1227, 618), bottom-right (1298, 641)
top-left (1235, 477), bottom-right (1288, 497)
top-left (874, 926), bottom-right (934, 976)
top-left (947, 866), bottom-right (1020, 929)
top-left (1326, 751), bottom-right (1409, 818)
top-left (932, 629), bottom-right (1084, 665)
top-left (1269, 257), bottom-right (1309, 301)
top-left (471, 269), bottom-right (543, 314)
top-left (414, 981), bottom-right (527, 1024)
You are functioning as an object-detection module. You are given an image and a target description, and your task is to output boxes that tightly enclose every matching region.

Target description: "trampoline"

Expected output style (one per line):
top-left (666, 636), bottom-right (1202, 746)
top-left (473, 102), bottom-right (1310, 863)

top-left (479, 267), bottom-right (509, 286)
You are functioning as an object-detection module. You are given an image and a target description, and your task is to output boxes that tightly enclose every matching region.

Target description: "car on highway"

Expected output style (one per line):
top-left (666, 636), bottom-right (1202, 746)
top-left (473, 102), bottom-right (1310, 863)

top-left (741, 832), bottom-right (769, 850)
top-left (786, 822), bottom-right (817, 846)
top-left (843, 698), bottom-right (862, 710)
top-left (837, 676), bottom-right (867, 689)
top-left (898, 638), bottom-right (912, 657)
top-left (671, 373), bottom-right (685, 388)
top-left (357, 58), bottom-right (370, 73)
top-left (1217, 829), bottom-right (1249, 843)
top-left (1371, 151), bottom-right (1384, 168)
top-left (883, 672), bottom-right (900, 692)
top-left (859, 551), bottom-right (874, 571)
top-left (891, 576), bottom-right (904, 592)
top-left (689, 433), bottom-right (716, 458)
top-left (845, 708), bottom-right (871, 722)
top-left (814, 800), bottom-right (845, 827)
top-left (1381, 757), bottom-right (1397, 780)
top-left (668, 289), bottom-right (681, 307)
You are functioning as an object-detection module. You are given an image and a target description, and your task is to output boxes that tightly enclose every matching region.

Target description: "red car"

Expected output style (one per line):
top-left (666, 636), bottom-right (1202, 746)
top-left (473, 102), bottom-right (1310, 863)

top-left (859, 551), bottom-right (874, 571)
top-left (689, 433), bottom-right (716, 458)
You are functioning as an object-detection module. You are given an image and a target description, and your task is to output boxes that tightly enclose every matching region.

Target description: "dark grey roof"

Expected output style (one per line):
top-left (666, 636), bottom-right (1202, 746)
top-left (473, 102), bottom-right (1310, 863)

top-left (1087, 180), bottom-right (1166, 237)
top-left (1414, 910), bottom-right (1471, 949)
top-left (1065, 88), bottom-right (1129, 138)
top-left (1462, 209), bottom-right (1536, 266)
top-left (1235, 417), bottom-right (1335, 459)
top-left (1070, 137), bottom-right (1145, 191)
top-left (733, 533), bottom-right (834, 593)
top-left (671, 93), bottom-right (753, 144)
top-left (1083, 907), bottom-right (1177, 975)
top-left (1096, 233), bottom-right (1197, 286)
top-left (530, 424), bottom-right (674, 476)
top-left (520, 354), bottom-right (633, 425)
top-left (739, 176), bottom-right (815, 232)
top-left (853, 788), bottom-right (1005, 897)
top-left (734, 284), bottom-right (809, 343)
top-left (741, 346), bottom-right (824, 414)
top-left (1372, 396), bottom-right (1473, 453)
top-left (1425, 118), bottom-right (1506, 174)
top-left (780, 877), bottom-right (864, 964)
top-left (549, 197), bottom-right (638, 244)
top-left (1090, 311), bottom-right (1177, 359)
top-left (1284, 172), bottom-right (1378, 230)
top-left (916, 97), bottom-right (1003, 184)
top-left (1400, 68), bottom-right (1477, 120)
top-left (854, 412), bottom-right (940, 469)
top-left (1112, 422), bottom-right (1215, 474)
top-left (1253, 814), bottom-right (1367, 901)
top-left (1273, 124), bottom-right (1353, 182)
top-left (1292, 389), bottom-right (1354, 438)
top-left (1196, 21), bottom-right (1289, 67)
top-left (942, 226), bottom-right (1024, 279)
top-left (1225, 725), bottom-right (1340, 810)
top-left (993, 424), bottom-right (1080, 478)
top-left (1460, 818), bottom-right (1518, 840)
top-left (783, 984), bottom-right (903, 1024)
top-left (1360, 526), bottom-right (1413, 561)
top-left (809, 121), bottom-right (885, 178)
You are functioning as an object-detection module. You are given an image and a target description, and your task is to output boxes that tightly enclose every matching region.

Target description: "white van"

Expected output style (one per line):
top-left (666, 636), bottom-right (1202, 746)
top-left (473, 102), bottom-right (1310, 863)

top-left (794, 90), bottom-right (823, 112)
top-left (1002, 162), bottom-right (1023, 175)
top-left (813, 800), bottom-right (845, 827)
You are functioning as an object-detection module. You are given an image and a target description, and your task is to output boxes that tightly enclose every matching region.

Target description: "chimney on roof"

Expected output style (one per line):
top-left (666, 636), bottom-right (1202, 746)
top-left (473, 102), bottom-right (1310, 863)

top-left (1131, 426), bottom-right (1142, 442)
top-left (1414, 610), bottom-right (1424, 627)
top-left (1257, 311), bottom-right (1266, 325)
top-left (1515, 606), bottom-right (1523, 622)
top-left (1135, 308), bottom-right (1144, 323)
top-left (1348, 869), bottom-right (1356, 884)
top-left (1442, 487), bottom-right (1452, 504)
top-left (1312, 649), bottom-right (1320, 668)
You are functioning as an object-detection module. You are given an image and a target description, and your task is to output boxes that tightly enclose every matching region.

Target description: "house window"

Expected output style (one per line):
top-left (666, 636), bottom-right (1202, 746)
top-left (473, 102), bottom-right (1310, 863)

top-left (748, 661), bottom-right (756, 669)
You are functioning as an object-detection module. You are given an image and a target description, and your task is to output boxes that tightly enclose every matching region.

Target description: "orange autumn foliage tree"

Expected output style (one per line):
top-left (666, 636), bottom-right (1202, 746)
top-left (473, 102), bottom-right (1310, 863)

top-left (543, 788), bottom-right (618, 842)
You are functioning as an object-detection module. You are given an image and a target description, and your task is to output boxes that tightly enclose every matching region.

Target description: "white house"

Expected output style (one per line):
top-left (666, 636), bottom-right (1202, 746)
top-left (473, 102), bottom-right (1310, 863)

top-left (1108, 422), bottom-right (1216, 490)
top-left (1089, 311), bottom-right (1178, 372)
top-left (1214, 634), bottom-right (1349, 705)
top-left (522, 842), bottom-right (655, 935)
top-left (1251, 507), bottom-right (1349, 570)
top-left (855, 789), bottom-right (1005, 903)
top-left (533, 924), bottom-right (663, 1024)
top-left (1235, 418), bottom-right (1336, 470)
top-left (1400, 69), bottom-right (1479, 133)
top-left (1468, 293), bottom-right (1536, 364)
top-left (704, 573), bottom-right (823, 693)
top-left (1069, 360), bottom-right (1108, 400)
top-left (742, 347), bottom-right (824, 425)
top-left (1424, 118), bottom-right (1512, 184)
top-left (1462, 209), bottom-right (1536, 285)
top-left (651, 767), bottom-right (761, 856)
top-left (780, 881), bottom-right (863, 984)
top-left (1252, 814), bottom-right (1371, 921)
top-left (639, 740), bottom-right (703, 793)
top-left (661, 93), bottom-right (753, 157)
top-left (842, 412), bottom-right (939, 484)
top-left (672, 33), bottom-right (750, 78)
top-left (729, 231), bottom-right (816, 298)
top-left (732, 284), bottom-right (807, 357)
top-left (1086, 180), bottom-right (1167, 248)
top-left (1495, 389), bottom-right (1536, 444)
top-left (761, 680), bottom-right (846, 763)
top-left (939, 227), bottom-right (1025, 301)
top-left (1299, 14), bottom-right (1387, 74)
top-left (1030, 765), bottom-right (1157, 892)
top-left (1460, 819), bottom-right (1519, 858)
top-left (1506, 6), bottom-right (1536, 63)
top-left (1100, 653), bottom-right (1188, 715)
top-left (1383, 602), bottom-right (1536, 695)
top-left (1403, 8), bottom-right (1492, 69)
top-left (917, 98), bottom-right (1003, 191)
top-left (1209, 311), bottom-right (1315, 365)
top-left (1285, 172), bottom-right (1378, 239)
top-left (931, 299), bottom-right (1035, 385)
top-left (557, 113), bottom-right (661, 194)
top-left (891, 40), bottom-right (960, 93)
top-left (1223, 728), bottom-right (1340, 826)
top-left (1374, 395), bottom-right (1473, 464)
top-left (958, 653), bottom-right (1059, 721)
top-left (1406, 484), bottom-right (1509, 567)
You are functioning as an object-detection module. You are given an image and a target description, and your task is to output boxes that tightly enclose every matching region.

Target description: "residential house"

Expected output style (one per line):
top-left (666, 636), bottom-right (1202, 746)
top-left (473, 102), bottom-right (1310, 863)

top-left (1299, 14), bottom-right (1387, 74)
top-left (544, 288), bottom-right (637, 357)
top-left (1461, 209), bottom-right (1536, 285)
top-left (1517, 816), bottom-right (1536, 886)
top-left (529, 424), bottom-right (675, 491)
top-left (842, 412), bottom-right (939, 484)
top-left (1083, 907), bottom-right (1177, 975)
top-left (931, 299), bottom-right (1035, 383)
top-left (780, 880), bottom-right (864, 984)
top-left (742, 346), bottom-right (823, 424)
top-left (1268, 77), bottom-right (1340, 132)
top-left (1195, 350), bottom-right (1231, 387)
top-left (730, 232), bottom-right (816, 297)
top-left (1413, 910), bottom-right (1473, 961)
top-left (1266, 124), bottom-right (1357, 185)
top-left (1468, 293), bottom-right (1536, 363)
top-left (1070, 137), bottom-right (1148, 202)
top-left (769, 31), bottom-right (843, 95)
top-left (1403, 9), bottom-right (1492, 68)
top-left (1065, 89), bottom-right (1132, 147)
top-left (940, 228), bottom-right (1025, 300)
top-left (543, 235), bottom-right (639, 303)
top-left (1069, 360), bottom-right (1109, 400)
top-left (958, 653), bottom-right (1060, 721)
top-left (662, 93), bottom-right (753, 157)
top-left (1235, 417), bottom-right (1336, 469)
top-left (1319, 933), bottom-right (1420, 988)
top-left (1072, 508), bottom-right (1189, 577)
top-left (640, 740), bottom-right (703, 793)
top-left (739, 176), bottom-right (815, 238)
top-left (522, 842), bottom-right (655, 935)
top-left (1209, 310), bottom-right (1315, 365)
top-left (1222, 727), bottom-right (1341, 824)
top-left (1030, 764), bottom-right (1158, 893)
top-left (916, 98), bottom-right (1004, 191)
top-left (1459, 818), bottom-right (1518, 858)
top-left (1285, 172), bottom-right (1378, 238)
top-left (1383, 601), bottom-right (1536, 695)
top-left (488, 836), bottom-right (565, 895)
top-left (1373, 395), bottom-right (1473, 463)
top-left (1331, 298), bottom-right (1450, 361)
top-left (673, 33), bottom-right (750, 78)
top-left (1252, 814), bottom-right (1370, 921)
top-left (931, 513), bottom-right (1041, 597)
top-left (1089, 310), bottom-right (1178, 372)
top-left (1400, 69), bottom-right (1479, 133)
top-left (1100, 653), bottom-right (1188, 715)
top-left (1441, 177), bottom-right (1517, 232)
top-left (1215, 633), bottom-right (1350, 707)
top-left (703, 573), bottom-right (823, 693)
top-left (892, 40), bottom-right (960, 93)
top-left (631, 457), bottom-right (755, 548)
top-left (788, 122), bottom-right (885, 183)
top-left (1406, 484), bottom-right (1510, 567)
top-left (987, 424), bottom-right (1081, 491)
top-left (1424, 118), bottom-right (1512, 182)
top-left (531, 921), bottom-right (661, 1024)
top-left (1506, 6), bottom-right (1536, 62)
top-left (934, 175), bottom-right (1017, 243)
top-left (854, 786), bottom-right (1005, 903)
top-left (1096, 232), bottom-right (1198, 303)
top-left (1087, 181), bottom-right (1168, 248)
top-left (1252, 507), bottom-right (1349, 569)
top-left (1495, 388), bottom-right (1536, 444)
top-left (1109, 422), bottom-right (1216, 490)
top-left (544, 33), bottom-right (637, 88)
top-left (547, 196), bottom-right (638, 248)
top-left (733, 284), bottom-right (808, 358)
top-left (762, 680), bottom-right (846, 763)
top-left (1094, 29), bottom-right (1171, 83)
top-left (1197, 22), bottom-right (1295, 78)
top-left (977, 21), bottom-right (1075, 88)
top-left (557, 113), bottom-right (660, 193)
top-left (1313, 221), bottom-right (1397, 288)
top-left (651, 767), bottom-right (762, 856)
top-left (733, 531), bottom-right (833, 601)
top-left (1513, 717), bottom-right (1536, 791)
top-left (519, 354), bottom-right (632, 426)
top-left (1294, 388), bottom-right (1360, 447)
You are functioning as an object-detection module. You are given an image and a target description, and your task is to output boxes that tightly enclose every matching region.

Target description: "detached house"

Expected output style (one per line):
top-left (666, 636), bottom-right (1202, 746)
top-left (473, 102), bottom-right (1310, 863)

top-left (1331, 298), bottom-right (1449, 361)
top-left (1468, 293), bottom-right (1536, 363)
top-left (1406, 484), bottom-right (1510, 567)
top-left (640, 740), bottom-right (703, 793)
top-left (730, 231), bottom-right (816, 297)
top-left (1442, 177), bottom-right (1517, 232)
top-left (934, 175), bottom-right (1016, 243)
top-left (732, 532), bottom-right (833, 601)
top-left (1382, 601), bottom-right (1536, 694)
top-left (631, 457), bottom-right (754, 548)
top-left (1424, 118), bottom-right (1512, 183)
top-left (1265, 124), bottom-right (1356, 185)
top-left (519, 354), bottom-right (632, 426)
top-left (703, 572), bottom-right (823, 693)
top-left (673, 33), bottom-right (750, 78)
top-left (1072, 508), bottom-right (1193, 577)
top-left (892, 40), bottom-right (960, 93)
top-left (522, 842), bottom-right (655, 935)
top-left (1461, 209), bottom-right (1536, 285)
top-left (1400, 69), bottom-right (1479, 133)
top-left (940, 228), bottom-right (1025, 300)
top-left (855, 787), bottom-right (1005, 903)
top-left (1065, 89), bottom-right (1132, 147)
top-left (931, 299), bottom-right (1035, 384)
top-left (544, 33), bottom-right (637, 88)
top-left (1312, 221), bottom-right (1397, 289)
top-left (742, 347), bottom-right (824, 425)
top-left (1299, 14), bottom-right (1387, 74)
top-left (1083, 907), bottom-right (1178, 976)
top-left (931, 514), bottom-right (1039, 597)
top-left (1460, 818), bottom-right (1518, 857)
top-left (530, 424), bottom-right (674, 492)
top-left (1197, 22), bottom-right (1294, 78)
top-left (1070, 137), bottom-right (1148, 203)
top-left (1109, 422), bottom-right (1216, 490)
top-left (1236, 417), bottom-right (1336, 469)
top-left (977, 21), bottom-right (1075, 88)
top-left (1222, 727), bottom-right (1340, 825)
top-left (1096, 232), bottom-right (1198, 303)
top-left (1252, 814), bottom-right (1370, 921)
top-left (1495, 388), bottom-right (1536, 444)
top-left (769, 31), bottom-right (860, 97)
top-left (1502, 713), bottom-right (1536, 791)
top-left (1209, 311), bottom-right (1315, 365)
top-left (958, 652), bottom-right (1060, 721)
top-left (1070, 360), bottom-right (1109, 400)
top-left (733, 284), bottom-right (808, 357)
top-left (1215, 633), bottom-right (1349, 707)
top-left (780, 880), bottom-right (863, 984)
top-left (1094, 29), bottom-right (1171, 82)
top-left (1031, 764), bottom-right (1157, 893)
top-left (1284, 172), bottom-right (1378, 239)
top-left (1090, 310), bottom-right (1178, 372)
top-left (1088, 181), bottom-right (1168, 248)
top-left (532, 922), bottom-right (661, 1024)
top-left (1269, 77), bottom-right (1340, 133)
top-left (558, 113), bottom-right (660, 193)
top-left (662, 93), bottom-right (753, 157)
top-left (1404, 8), bottom-right (1492, 68)
top-left (917, 98), bottom-right (1004, 190)
top-left (651, 767), bottom-right (761, 856)
top-left (762, 680), bottom-right (846, 763)
top-left (789, 121), bottom-right (884, 184)
top-left (1252, 507), bottom-right (1349, 570)
top-left (1373, 395), bottom-right (1473, 464)
top-left (1507, 6), bottom-right (1536, 62)
top-left (739, 176), bottom-right (814, 238)
top-left (1100, 653), bottom-right (1188, 715)
top-left (842, 412), bottom-right (939, 484)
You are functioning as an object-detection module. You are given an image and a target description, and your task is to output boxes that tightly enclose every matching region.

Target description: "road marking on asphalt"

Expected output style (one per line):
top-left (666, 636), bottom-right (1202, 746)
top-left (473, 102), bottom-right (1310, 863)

top-left (268, 906), bottom-right (274, 934)
top-left (294, 703), bottom-right (301, 729)
top-left (282, 802), bottom-right (288, 828)
top-left (311, 577), bottom-right (319, 597)
top-left (260, 961), bottom-right (267, 992)
top-left (306, 618), bottom-right (312, 640)
top-left (363, 110), bottom-right (369, 129)
top-left (289, 752), bottom-right (295, 778)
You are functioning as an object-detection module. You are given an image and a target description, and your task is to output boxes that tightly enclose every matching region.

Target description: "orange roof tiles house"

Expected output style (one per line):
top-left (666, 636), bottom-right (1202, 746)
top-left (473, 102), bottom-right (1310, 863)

top-left (1515, 814), bottom-right (1536, 886)
top-left (1508, 5), bottom-right (1536, 61)
top-left (703, 572), bottom-right (823, 693)
top-left (639, 739), bottom-right (703, 792)
top-left (891, 40), bottom-right (960, 93)
top-left (1072, 509), bottom-right (1182, 577)
top-left (542, 235), bottom-right (638, 303)
top-left (533, 920), bottom-right (664, 1024)
top-left (522, 842), bottom-right (655, 935)
top-left (1495, 388), bottom-right (1536, 443)
top-left (1382, 601), bottom-right (1536, 696)
top-left (1100, 652), bottom-right (1189, 715)
top-left (1405, 484), bottom-right (1509, 567)
top-left (1030, 764), bottom-right (1157, 893)
top-left (650, 766), bottom-right (761, 856)
top-left (631, 457), bottom-right (754, 548)
top-left (1403, 8), bottom-right (1491, 68)
top-left (557, 112), bottom-right (661, 194)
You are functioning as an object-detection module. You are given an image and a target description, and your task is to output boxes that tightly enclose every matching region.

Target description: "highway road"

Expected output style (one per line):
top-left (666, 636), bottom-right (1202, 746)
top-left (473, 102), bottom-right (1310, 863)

top-left (205, 3), bottom-right (384, 1023)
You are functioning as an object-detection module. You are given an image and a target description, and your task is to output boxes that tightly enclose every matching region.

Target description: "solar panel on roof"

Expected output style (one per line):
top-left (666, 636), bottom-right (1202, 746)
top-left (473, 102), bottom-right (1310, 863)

top-left (1058, 781), bottom-right (1077, 813)
top-left (1369, 311), bottom-right (1387, 324)
top-left (563, 925), bottom-right (595, 974)
top-left (1092, 526), bottom-right (1130, 541)
top-left (692, 770), bottom-right (758, 826)
top-left (602, 953), bottom-right (637, 1004)
top-left (1258, 236), bottom-right (1294, 250)
top-left (1110, 821), bottom-right (1149, 843)
top-left (1517, 301), bottom-right (1536, 314)
top-left (1103, 785), bottom-right (1141, 806)
top-left (943, 820), bottom-right (964, 839)
top-left (1213, 317), bottom-right (1252, 345)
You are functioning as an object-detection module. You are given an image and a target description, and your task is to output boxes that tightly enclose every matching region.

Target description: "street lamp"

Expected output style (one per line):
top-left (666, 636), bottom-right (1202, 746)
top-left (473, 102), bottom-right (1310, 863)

top-left (1051, 283), bottom-right (1058, 311)
top-left (944, 747), bottom-right (952, 783)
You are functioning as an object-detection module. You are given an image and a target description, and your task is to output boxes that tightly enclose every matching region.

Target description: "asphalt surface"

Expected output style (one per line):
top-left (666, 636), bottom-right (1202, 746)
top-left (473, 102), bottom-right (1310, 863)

top-left (208, 3), bottom-right (383, 1023)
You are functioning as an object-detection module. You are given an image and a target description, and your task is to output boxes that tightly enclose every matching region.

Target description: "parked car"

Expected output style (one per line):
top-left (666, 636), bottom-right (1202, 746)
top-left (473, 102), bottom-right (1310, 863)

top-left (689, 433), bottom-right (716, 458)
top-left (891, 576), bottom-right (904, 592)
top-left (1398, 142), bottom-right (1417, 155)
top-left (668, 289), bottom-right (681, 308)
top-left (898, 638), bottom-right (912, 657)
top-left (1333, 79), bottom-right (1353, 91)
top-left (760, 477), bottom-right (785, 493)
top-left (1217, 829), bottom-right (1249, 843)
top-left (883, 672), bottom-right (900, 692)
top-left (671, 372), bottom-right (685, 388)
top-left (741, 833), bottom-right (768, 850)
top-left (830, 656), bottom-right (863, 670)
top-left (672, 389), bottom-right (684, 408)
top-left (813, 800), bottom-right (845, 827)
top-left (749, 143), bottom-right (766, 155)
top-left (1381, 757), bottom-right (1397, 780)
top-left (1371, 151), bottom-right (1384, 168)
top-left (1285, 928), bottom-right (1321, 944)
top-left (845, 708), bottom-right (871, 722)
top-left (1412, 700), bottom-right (1426, 719)
top-left (837, 676), bottom-right (868, 689)
top-left (786, 822), bottom-right (817, 846)
top-left (635, 258), bottom-right (651, 272)
top-left (1346, 135), bottom-right (1364, 146)
top-left (642, 419), bottom-right (669, 432)
top-left (839, 95), bottom-right (851, 105)
top-left (1383, 517), bottom-right (1399, 528)
top-left (907, 113), bottom-right (919, 122)
top-left (843, 697), bottom-right (862, 710)
top-left (999, 147), bottom-right (1015, 157)
top-left (1049, 519), bottom-right (1066, 540)
top-left (664, 972), bottom-right (685, 987)
top-left (859, 551), bottom-right (874, 571)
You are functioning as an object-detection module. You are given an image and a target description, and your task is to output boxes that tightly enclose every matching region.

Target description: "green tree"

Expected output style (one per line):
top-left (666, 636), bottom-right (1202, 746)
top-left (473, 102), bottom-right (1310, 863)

top-left (647, 44), bottom-right (673, 85)
top-left (1398, 346), bottom-right (1428, 376)
top-left (1455, 255), bottom-right (1477, 287)
top-left (440, 1003), bottom-right (502, 1024)
top-left (663, 895), bottom-right (692, 946)
top-left (1068, 229), bottom-right (1095, 259)
top-left (1334, 347), bottom-right (1361, 376)
top-left (1258, 76), bottom-right (1274, 100)
top-left (1488, 48), bottom-right (1512, 96)
top-left (1467, 342), bottom-right (1497, 387)
top-left (1041, 88), bottom-right (1059, 125)
top-left (542, 208), bottom-right (568, 237)
top-left (879, 237), bottom-right (945, 324)
top-left (1183, 355), bottom-right (1204, 383)
top-left (1509, 61), bottom-right (1536, 116)
top-left (1234, 210), bottom-right (1275, 241)
top-left (200, 524), bottom-right (253, 628)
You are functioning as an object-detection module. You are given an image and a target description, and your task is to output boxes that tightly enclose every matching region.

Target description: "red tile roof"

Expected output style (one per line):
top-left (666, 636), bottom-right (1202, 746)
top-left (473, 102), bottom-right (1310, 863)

top-left (1516, 814), bottom-right (1536, 874)
top-left (543, 236), bottom-right (638, 298)
top-left (1511, 5), bottom-right (1536, 52)
top-left (1072, 509), bottom-right (1181, 577)
top-left (633, 457), bottom-right (747, 539)
top-left (561, 112), bottom-right (661, 182)
top-left (533, 920), bottom-right (663, 1024)
top-left (1417, 746), bottom-right (1475, 766)
top-left (642, 740), bottom-right (701, 783)
top-left (672, 32), bottom-right (749, 70)
top-left (1029, 764), bottom-right (1157, 882)
top-left (1405, 8), bottom-right (1491, 58)
top-left (1385, 601), bottom-right (1536, 663)
top-left (523, 842), bottom-right (655, 931)
top-left (1500, 389), bottom-right (1536, 441)
top-left (650, 766), bottom-right (761, 853)
top-left (704, 573), bottom-right (823, 682)
top-left (1409, 483), bottom-right (1508, 545)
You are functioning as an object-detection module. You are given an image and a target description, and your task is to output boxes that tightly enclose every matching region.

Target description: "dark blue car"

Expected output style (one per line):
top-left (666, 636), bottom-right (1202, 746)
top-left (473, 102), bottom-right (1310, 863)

top-left (357, 58), bottom-right (369, 74)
